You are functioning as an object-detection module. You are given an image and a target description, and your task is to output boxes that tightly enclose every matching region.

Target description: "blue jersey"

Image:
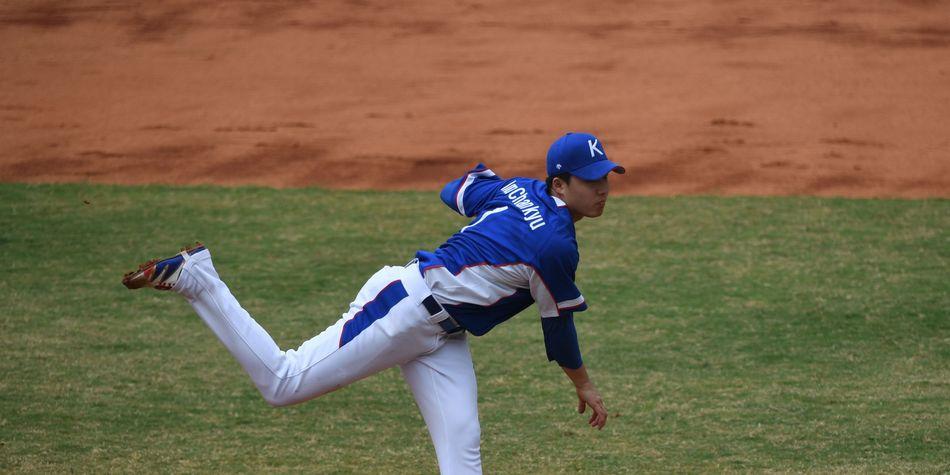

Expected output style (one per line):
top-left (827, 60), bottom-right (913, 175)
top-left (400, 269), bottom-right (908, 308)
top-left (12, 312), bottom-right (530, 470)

top-left (415, 164), bottom-right (587, 368)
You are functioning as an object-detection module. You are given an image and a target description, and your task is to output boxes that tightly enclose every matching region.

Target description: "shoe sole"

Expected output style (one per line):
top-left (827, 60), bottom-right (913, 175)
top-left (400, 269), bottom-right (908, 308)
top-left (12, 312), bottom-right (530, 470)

top-left (122, 242), bottom-right (205, 290)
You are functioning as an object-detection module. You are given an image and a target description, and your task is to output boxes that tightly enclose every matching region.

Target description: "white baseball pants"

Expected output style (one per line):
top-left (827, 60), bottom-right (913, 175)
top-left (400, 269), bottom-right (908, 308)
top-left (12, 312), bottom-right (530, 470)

top-left (174, 249), bottom-right (482, 474)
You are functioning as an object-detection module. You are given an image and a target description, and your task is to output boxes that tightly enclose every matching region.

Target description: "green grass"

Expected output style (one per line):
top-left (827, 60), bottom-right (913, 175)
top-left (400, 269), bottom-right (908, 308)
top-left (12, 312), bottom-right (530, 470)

top-left (0, 183), bottom-right (947, 473)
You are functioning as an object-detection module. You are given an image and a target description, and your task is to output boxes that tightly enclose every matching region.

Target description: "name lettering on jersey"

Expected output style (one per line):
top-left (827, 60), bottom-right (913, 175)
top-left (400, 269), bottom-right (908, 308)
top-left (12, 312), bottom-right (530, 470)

top-left (500, 180), bottom-right (546, 230)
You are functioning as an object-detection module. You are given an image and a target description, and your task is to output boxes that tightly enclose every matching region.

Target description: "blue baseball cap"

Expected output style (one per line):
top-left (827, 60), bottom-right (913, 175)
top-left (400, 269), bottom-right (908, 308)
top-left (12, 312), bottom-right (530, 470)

top-left (546, 132), bottom-right (625, 180)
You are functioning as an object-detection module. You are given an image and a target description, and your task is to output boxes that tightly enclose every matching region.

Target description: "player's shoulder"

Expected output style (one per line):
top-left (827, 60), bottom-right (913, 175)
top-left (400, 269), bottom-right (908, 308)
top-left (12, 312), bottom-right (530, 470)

top-left (506, 180), bottom-right (577, 254)
top-left (541, 225), bottom-right (579, 255)
top-left (538, 197), bottom-right (578, 254)
top-left (452, 166), bottom-right (546, 202)
top-left (496, 177), bottom-right (569, 219)
top-left (496, 176), bottom-right (553, 206)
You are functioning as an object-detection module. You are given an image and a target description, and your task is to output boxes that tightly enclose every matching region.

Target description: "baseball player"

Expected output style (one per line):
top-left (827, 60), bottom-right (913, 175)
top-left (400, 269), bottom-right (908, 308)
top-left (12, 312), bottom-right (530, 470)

top-left (123, 132), bottom-right (624, 474)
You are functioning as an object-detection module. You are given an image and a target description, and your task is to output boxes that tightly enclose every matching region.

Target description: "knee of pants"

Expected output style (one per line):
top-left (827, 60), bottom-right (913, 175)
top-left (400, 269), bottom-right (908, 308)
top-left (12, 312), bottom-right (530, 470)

top-left (445, 414), bottom-right (481, 449)
top-left (259, 379), bottom-right (314, 408)
top-left (263, 394), bottom-right (289, 408)
top-left (436, 425), bottom-right (482, 474)
top-left (253, 355), bottom-right (301, 408)
top-left (258, 378), bottom-right (294, 408)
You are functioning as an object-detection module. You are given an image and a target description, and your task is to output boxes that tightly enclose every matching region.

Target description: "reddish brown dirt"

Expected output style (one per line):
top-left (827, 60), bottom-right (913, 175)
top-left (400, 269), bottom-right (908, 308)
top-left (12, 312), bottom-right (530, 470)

top-left (1, 1), bottom-right (948, 197)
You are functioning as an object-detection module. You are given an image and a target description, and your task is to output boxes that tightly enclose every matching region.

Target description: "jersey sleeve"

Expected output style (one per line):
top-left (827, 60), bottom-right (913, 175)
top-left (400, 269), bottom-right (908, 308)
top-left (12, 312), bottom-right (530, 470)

top-left (439, 163), bottom-right (503, 217)
top-left (541, 314), bottom-right (583, 369)
top-left (529, 238), bottom-right (588, 318)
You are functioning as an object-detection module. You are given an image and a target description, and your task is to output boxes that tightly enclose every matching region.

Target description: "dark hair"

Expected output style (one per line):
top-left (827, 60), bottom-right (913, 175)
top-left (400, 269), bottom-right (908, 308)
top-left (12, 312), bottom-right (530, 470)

top-left (545, 172), bottom-right (572, 195)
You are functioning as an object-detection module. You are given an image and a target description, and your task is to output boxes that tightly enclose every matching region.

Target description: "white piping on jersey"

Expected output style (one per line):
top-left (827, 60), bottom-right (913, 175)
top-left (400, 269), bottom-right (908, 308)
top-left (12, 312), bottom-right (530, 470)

top-left (556, 295), bottom-right (586, 310)
top-left (461, 206), bottom-right (508, 233)
top-left (455, 168), bottom-right (497, 216)
top-left (552, 196), bottom-right (567, 208)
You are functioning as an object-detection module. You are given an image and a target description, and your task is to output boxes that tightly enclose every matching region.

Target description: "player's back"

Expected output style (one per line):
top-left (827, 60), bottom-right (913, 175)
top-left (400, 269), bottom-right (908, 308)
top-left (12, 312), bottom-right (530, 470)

top-left (415, 165), bottom-right (587, 335)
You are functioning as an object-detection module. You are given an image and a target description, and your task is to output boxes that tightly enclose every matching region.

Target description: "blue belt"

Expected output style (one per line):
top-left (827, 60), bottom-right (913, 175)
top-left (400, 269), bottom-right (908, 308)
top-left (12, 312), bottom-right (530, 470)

top-left (422, 295), bottom-right (464, 334)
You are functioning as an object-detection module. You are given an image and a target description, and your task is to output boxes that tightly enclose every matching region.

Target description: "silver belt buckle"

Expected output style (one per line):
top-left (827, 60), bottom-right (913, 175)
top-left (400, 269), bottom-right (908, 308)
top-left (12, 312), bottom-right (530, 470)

top-left (423, 295), bottom-right (462, 334)
top-left (437, 314), bottom-right (463, 334)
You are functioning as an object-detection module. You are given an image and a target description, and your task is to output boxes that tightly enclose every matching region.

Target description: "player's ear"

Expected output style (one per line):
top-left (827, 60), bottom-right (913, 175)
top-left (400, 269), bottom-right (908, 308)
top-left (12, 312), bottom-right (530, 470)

top-left (547, 173), bottom-right (572, 198)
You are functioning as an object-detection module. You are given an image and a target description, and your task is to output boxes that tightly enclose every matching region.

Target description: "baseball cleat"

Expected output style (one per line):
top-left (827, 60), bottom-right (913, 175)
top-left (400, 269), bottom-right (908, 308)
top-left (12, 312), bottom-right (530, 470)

top-left (122, 242), bottom-right (206, 290)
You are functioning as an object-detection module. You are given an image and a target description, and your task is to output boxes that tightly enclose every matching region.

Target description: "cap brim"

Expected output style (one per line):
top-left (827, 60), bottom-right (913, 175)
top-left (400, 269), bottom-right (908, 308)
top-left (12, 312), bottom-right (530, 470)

top-left (571, 160), bottom-right (626, 180)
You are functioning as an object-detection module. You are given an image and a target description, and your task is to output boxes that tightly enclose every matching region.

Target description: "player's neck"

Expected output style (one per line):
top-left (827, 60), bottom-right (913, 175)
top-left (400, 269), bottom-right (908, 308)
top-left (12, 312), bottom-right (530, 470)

top-left (553, 192), bottom-right (584, 222)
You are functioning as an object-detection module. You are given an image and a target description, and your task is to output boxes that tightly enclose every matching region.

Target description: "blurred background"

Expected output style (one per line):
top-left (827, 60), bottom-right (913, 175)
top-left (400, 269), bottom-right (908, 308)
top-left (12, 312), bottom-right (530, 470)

top-left (1, 0), bottom-right (948, 196)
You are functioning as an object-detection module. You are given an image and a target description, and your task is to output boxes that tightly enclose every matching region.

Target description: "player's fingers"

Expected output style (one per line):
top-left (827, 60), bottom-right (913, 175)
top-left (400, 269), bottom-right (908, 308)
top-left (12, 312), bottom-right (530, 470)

top-left (588, 412), bottom-right (603, 429)
top-left (591, 402), bottom-right (607, 429)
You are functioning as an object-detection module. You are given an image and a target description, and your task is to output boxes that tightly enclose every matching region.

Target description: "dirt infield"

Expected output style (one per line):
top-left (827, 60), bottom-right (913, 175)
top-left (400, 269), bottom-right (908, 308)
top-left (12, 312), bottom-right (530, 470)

top-left (1, 1), bottom-right (948, 197)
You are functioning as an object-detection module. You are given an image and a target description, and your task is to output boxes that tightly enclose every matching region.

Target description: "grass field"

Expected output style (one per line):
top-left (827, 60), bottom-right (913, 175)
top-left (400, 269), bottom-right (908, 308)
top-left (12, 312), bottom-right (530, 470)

top-left (1, 183), bottom-right (947, 473)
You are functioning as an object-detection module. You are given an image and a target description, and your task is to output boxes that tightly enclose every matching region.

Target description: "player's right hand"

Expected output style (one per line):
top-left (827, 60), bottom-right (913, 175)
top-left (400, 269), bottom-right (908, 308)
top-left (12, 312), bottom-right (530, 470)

top-left (575, 382), bottom-right (608, 430)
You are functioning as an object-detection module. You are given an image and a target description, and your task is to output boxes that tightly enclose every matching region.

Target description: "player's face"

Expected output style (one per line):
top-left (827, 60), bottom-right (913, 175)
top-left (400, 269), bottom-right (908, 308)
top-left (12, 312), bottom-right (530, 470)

top-left (561, 175), bottom-right (610, 221)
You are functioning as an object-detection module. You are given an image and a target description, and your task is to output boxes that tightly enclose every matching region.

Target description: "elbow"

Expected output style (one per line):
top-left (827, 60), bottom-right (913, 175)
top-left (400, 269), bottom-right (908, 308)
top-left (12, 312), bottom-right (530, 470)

top-left (438, 183), bottom-right (456, 208)
top-left (555, 354), bottom-right (583, 370)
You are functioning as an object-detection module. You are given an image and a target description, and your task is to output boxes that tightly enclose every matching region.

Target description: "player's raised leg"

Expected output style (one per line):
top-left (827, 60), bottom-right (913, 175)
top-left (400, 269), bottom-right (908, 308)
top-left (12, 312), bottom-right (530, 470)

top-left (124, 246), bottom-right (443, 407)
top-left (401, 333), bottom-right (482, 474)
